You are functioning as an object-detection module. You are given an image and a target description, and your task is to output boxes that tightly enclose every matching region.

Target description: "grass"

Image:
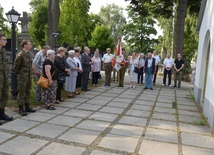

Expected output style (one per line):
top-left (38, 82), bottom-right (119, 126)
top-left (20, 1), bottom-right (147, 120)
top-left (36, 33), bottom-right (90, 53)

top-left (194, 119), bottom-right (207, 126)
top-left (7, 77), bottom-right (105, 108)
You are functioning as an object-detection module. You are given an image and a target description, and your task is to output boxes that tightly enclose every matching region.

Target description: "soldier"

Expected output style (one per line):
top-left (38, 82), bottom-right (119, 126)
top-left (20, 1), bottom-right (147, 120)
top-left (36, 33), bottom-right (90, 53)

top-left (14, 40), bottom-right (36, 116)
top-left (0, 34), bottom-right (13, 125)
top-left (117, 48), bottom-right (129, 87)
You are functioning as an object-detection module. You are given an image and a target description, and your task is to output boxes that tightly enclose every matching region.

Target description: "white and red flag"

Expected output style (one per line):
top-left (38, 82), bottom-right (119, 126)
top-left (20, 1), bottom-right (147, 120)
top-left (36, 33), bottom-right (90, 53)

top-left (112, 37), bottom-right (125, 71)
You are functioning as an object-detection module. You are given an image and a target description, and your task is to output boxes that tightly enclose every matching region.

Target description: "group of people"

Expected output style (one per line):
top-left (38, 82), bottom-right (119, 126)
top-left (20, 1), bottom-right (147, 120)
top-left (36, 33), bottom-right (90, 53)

top-left (101, 48), bottom-right (184, 90)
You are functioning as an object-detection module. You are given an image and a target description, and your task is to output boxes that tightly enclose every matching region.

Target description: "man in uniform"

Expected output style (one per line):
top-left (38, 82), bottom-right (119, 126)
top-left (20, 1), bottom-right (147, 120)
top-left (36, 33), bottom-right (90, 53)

top-left (14, 40), bottom-right (36, 116)
top-left (0, 34), bottom-right (13, 125)
top-left (117, 48), bottom-right (129, 87)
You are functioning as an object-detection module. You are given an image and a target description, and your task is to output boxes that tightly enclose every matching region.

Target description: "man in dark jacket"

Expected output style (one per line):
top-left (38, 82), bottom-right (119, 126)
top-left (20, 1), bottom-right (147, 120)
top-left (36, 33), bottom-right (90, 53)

top-left (144, 53), bottom-right (156, 90)
top-left (81, 47), bottom-right (92, 92)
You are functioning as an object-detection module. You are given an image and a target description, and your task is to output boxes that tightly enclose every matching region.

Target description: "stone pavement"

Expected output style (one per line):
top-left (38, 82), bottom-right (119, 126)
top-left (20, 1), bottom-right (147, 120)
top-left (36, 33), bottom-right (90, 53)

top-left (0, 74), bottom-right (214, 155)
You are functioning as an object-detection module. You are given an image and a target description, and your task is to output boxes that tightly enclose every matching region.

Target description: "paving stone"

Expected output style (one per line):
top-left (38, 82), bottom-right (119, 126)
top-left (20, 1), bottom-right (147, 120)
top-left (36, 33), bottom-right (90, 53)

top-left (57, 102), bottom-right (81, 108)
top-left (145, 128), bottom-right (177, 143)
top-left (98, 133), bottom-right (139, 153)
top-left (107, 101), bottom-right (129, 108)
top-left (37, 142), bottom-right (85, 155)
top-left (89, 112), bottom-right (118, 122)
top-left (126, 109), bottom-right (150, 118)
top-left (21, 112), bottom-right (56, 122)
top-left (78, 94), bottom-right (96, 99)
top-left (93, 96), bottom-right (114, 101)
top-left (152, 112), bottom-right (176, 122)
top-left (139, 139), bottom-right (178, 155)
top-left (158, 95), bottom-right (175, 100)
top-left (67, 97), bottom-right (89, 103)
top-left (181, 132), bottom-right (214, 149)
top-left (112, 98), bottom-right (133, 103)
top-left (138, 96), bottom-right (156, 102)
top-left (26, 123), bottom-right (68, 138)
top-left (180, 123), bottom-right (211, 135)
top-left (83, 91), bottom-right (100, 95)
top-left (76, 104), bottom-right (102, 111)
top-left (176, 101), bottom-right (196, 106)
top-left (177, 104), bottom-right (199, 111)
top-left (110, 124), bottom-right (144, 138)
top-left (39, 107), bottom-right (70, 115)
top-left (154, 107), bottom-right (176, 114)
top-left (58, 128), bottom-right (100, 145)
top-left (178, 109), bottom-right (202, 117)
top-left (0, 132), bottom-right (15, 143)
top-left (76, 120), bottom-right (110, 132)
top-left (85, 99), bottom-right (109, 106)
top-left (179, 115), bottom-right (203, 124)
top-left (148, 119), bottom-right (177, 131)
top-left (63, 109), bottom-right (93, 118)
top-left (119, 116), bottom-right (147, 127)
top-left (0, 136), bottom-right (48, 155)
top-left (118, 94), bottom-right (136, 99)
top-left (99, 106), bottom-right (124, 114)
top-left (182, 145), bottom-right (214, 155)
top-left (157, 98), bottom-right (174, 103)
top-left (156, 102), bottom-right (173, 108)
top-left (134, 100), bottom-right (154, 106)
top-left (91, 150), bottom-right (122, 155)
top-left (100, 93), bottom-right (119, 97)
top-left (0, 119), bottom-right (39, 132)
top-left (47, 115), bottom-right (82, 127)
top-left (131, 105), bottom-right (153, 111)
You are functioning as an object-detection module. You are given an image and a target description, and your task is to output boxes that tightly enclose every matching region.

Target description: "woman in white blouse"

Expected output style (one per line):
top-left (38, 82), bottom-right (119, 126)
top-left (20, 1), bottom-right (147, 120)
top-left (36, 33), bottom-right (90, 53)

top-left (91, 50), bottom-right (101, 86)
top-left (128, 52), bottom-right (140, 88)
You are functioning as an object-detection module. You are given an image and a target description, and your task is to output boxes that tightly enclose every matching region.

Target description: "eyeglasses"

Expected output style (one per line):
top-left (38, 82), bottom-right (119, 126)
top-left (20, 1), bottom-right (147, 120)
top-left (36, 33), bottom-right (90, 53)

top-left (1, 39), bottom-right (7, 41)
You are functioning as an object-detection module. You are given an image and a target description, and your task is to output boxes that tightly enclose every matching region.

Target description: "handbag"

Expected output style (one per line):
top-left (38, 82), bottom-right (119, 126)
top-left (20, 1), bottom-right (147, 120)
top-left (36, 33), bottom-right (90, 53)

top-left (58, 76), bottom-right (66, 83)
top-left (37, 71), bottom-right (55, 89)
top-left (134, 67), bottom-right (139, 73)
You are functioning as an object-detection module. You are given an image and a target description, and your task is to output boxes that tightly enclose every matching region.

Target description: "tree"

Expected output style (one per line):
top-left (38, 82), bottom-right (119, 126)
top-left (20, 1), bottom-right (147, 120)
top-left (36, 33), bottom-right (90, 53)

top-left (99, 4), bottom-right (126, 43)
top-left (29, 0), bottom-right (48, 47)
top-left (122, 5), bottom-right (157, 53)
top-left (88, 25), bottom-right (114, 52)
top-left (59, 0), bottom-right (91, 47)
top-left (47, 0), bottom-right (60, 49)
top-left (0, 5), bottom-right (10, 37)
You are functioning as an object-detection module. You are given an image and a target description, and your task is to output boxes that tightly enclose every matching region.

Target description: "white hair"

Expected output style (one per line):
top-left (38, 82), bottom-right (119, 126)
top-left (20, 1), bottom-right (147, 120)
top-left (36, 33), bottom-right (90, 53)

top-left (68, 50), bottom-right (75, 56)
top-left (47, 50), bottom-right (55, 56)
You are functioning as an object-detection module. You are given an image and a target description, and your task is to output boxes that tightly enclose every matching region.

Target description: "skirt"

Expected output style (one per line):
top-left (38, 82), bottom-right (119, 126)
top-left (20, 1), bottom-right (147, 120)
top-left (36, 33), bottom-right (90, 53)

top-left (41, 80), bottom-right (57, 105)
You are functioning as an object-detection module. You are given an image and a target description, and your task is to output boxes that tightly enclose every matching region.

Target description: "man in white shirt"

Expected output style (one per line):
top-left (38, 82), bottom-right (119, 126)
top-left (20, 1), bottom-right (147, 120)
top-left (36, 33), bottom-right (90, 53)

top-left (163, 53), bottom-right (174, 86)
top-left (102, 48), bottom-right (114, 86)
top-left (152, 50), bottom-right (160, 84)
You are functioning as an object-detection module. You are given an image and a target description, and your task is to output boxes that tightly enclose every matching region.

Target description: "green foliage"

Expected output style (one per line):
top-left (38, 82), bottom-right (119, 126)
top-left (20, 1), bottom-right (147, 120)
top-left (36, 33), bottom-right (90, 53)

top-left (122, 5), bottom-right (158, 53)
top-left (59, 0), bottom-right (91, 47)
top-left (0, 5), bottom-right (11, 37)
top-left (29, 0), bottom-right (48, 47)
top-left (88, 25), bottom-right (115, 52)
top-left (99, 4), bottom-right (126, 44)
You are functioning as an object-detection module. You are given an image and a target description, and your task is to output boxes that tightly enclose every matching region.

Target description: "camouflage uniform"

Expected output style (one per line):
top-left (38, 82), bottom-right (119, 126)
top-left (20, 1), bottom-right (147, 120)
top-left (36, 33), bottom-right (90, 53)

top-left (14, 50), bottom-right (32, 106)
top-left (0, 47), bottom-right (9, 108)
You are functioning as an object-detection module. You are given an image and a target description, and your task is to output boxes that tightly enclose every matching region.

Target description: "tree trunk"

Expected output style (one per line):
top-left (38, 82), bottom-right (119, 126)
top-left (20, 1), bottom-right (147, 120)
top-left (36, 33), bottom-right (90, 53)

top-left (174, 0), bottom-right (188, 56)
top-left (47, 0), bottom-right (60, 50)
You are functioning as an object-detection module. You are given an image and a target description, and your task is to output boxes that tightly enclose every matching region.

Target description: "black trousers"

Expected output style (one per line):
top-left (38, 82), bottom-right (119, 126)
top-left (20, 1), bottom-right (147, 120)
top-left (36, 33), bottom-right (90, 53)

top-left (163, 68), bottom-right (172, 85)
top-left (82, 72), bottom-right (89, 90)
top-left (92, 72), bottom-right (100, 84)
top-left (153, 65), bottom-right (158, 83)
top-left (56, 79), bottom-right (64, 101)
top-left (137, 67), bottom-right (144, 83)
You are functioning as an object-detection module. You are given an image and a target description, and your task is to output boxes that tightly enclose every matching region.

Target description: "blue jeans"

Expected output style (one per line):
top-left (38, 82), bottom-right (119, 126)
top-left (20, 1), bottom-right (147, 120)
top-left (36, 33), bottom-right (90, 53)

top-left (145, 68), bottom-right (153, 88)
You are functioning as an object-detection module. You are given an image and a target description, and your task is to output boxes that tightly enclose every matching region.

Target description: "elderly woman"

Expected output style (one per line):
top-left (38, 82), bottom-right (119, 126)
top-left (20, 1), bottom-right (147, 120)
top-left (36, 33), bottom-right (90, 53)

top-left (91, 50), bottom-right (101, 86)
top-left (65, 50), bottom-right (80, 98)
top-left (41, 50), bottom-right (57, 110)
top-left (54, 47), bottom-right (70, 104)
top-left (128, 52), bottom-right (140, 88)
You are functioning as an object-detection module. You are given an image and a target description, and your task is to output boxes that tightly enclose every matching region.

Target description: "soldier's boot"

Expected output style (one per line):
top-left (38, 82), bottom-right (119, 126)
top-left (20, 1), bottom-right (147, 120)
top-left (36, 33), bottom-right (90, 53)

top-left (0, 108), bottom-right (13, 121)
top-left (19, 105), bottom-right (27, 116)
top-left (25, 103), bottom-right (36, 113)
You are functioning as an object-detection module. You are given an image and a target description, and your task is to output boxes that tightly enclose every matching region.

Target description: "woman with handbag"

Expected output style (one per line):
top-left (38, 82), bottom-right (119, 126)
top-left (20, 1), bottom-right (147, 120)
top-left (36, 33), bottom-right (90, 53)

top-left (54, 47), bottom-right (70, 104)
top-left (65, 50), bottom-right (80, 98)
top-left (41, 50), bottom-right (57, 110)
top-left (128, 52), bottom-right (139, 88)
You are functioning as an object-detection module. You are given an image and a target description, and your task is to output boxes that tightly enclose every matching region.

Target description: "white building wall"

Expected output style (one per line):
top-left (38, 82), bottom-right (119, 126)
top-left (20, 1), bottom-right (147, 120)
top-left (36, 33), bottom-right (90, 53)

top-left (195, 0), bottom-right (214, 128)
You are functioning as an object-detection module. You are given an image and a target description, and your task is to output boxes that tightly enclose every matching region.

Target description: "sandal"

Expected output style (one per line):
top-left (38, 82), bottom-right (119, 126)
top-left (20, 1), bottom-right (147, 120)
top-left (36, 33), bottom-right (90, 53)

top-left (60, 99), bottom-right (65, 102)
top-left (55, 100), bottom-right (60, 104)
top-left (74, 92), bottom-right (80, 95)
top-left (45, 104), bottom-right (56, 110)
